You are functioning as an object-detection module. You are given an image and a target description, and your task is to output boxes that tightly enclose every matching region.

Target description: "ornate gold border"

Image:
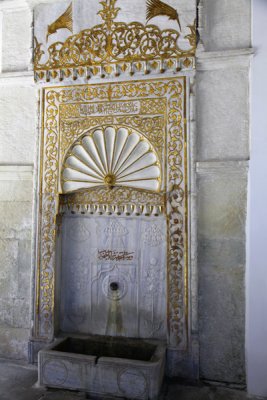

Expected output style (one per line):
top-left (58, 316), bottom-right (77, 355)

top-left (35, 77), bottom-right (188, 349)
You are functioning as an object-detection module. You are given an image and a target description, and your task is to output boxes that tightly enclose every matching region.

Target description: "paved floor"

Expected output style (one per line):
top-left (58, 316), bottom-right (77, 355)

top-left (0, 358), bottom-right (265, 400)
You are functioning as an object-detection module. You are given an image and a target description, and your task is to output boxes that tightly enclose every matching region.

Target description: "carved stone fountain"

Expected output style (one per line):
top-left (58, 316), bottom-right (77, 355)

top-left (31, 0), bottom-right (196, 398)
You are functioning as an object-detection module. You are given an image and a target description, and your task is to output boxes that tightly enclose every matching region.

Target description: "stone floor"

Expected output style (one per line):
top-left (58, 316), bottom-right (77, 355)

top-left (0, 358), bottom-right (265, 400)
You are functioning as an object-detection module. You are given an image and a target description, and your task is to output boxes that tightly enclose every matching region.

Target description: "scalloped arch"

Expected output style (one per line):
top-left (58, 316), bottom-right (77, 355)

top-left (61, 126), bottom-right (162, 194)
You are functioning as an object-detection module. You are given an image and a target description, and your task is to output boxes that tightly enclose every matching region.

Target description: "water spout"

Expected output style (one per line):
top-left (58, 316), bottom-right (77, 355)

top-left (106, 281), bottom-right (124, 336)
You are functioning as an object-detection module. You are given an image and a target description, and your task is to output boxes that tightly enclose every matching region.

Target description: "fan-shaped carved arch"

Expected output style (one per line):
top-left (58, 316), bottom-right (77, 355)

top-left (61, 126), bottom-right (162, 194)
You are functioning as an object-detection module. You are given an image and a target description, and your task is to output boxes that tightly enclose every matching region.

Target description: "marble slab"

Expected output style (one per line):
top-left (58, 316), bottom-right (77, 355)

top-left (59, 214), bottom-right (167, 340)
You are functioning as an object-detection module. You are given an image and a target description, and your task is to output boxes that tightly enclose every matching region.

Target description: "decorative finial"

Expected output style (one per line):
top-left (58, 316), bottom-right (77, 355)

top-left (98, 0), bottom-right (121, 26)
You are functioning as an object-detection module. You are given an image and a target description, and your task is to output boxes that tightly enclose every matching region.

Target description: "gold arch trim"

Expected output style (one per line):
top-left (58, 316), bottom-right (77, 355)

top-left (36, 77), bottom-right (188, 350)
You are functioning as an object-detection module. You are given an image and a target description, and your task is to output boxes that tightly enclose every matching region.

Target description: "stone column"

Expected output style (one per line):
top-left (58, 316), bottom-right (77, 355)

top-left (196, 0), bottom-right (252, 384)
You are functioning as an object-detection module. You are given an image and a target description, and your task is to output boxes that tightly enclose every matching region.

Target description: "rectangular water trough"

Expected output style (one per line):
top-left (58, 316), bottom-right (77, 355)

top-left (38, 335), bottom-right (166, 400)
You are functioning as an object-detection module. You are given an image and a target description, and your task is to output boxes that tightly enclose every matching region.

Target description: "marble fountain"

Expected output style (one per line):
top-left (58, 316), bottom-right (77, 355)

top-left (38, 127), bottom-right (169, 399)
top-left (32, 1), bottom-right (193, 396)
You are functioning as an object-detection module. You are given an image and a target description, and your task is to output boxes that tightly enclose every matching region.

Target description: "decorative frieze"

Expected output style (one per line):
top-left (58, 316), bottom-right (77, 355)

top-left (33, 0), bottom-right (196, 82)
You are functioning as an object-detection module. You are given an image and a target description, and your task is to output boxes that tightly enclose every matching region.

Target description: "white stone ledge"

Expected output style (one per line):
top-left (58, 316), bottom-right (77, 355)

top-left (0, 71), bottom-right (34, 86)
top-left (196, 160), bottom-right (249, 175)
top-left (196, 48), bottom-right (254, 71)
top-left (0, 165), bottom-right (33, 180)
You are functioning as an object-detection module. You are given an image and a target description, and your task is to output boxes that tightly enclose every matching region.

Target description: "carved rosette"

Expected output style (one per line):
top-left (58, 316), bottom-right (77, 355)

top-left (37, 77), bottom-right (188, 349)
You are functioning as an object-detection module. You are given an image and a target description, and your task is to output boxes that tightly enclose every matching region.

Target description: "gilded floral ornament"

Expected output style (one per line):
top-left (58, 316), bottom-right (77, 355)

top-left (34, 0), bottom-right (196, 82)
top-left (98, 0), bottom-right (121, 26)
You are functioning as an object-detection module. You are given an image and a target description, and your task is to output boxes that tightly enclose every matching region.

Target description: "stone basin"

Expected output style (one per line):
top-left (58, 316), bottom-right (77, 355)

top-left (38, 335), bottom-right (166, 400)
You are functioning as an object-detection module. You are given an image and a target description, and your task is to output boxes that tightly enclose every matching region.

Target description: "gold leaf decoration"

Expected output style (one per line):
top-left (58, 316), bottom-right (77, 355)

top-left (92, 66), bottom-right (99, 76)
top-left (104, 65), bottom-right (114, 74)
top-left (64, 68), bottom-right (72, 77)
top-left (34, 0), bottom-right (196, 77)
top-left (46, 3), bottom-right (73, 41)
top-left (121, 63), bottom-right (129, 72)
top-left (146, 0), bottom-right (181, 31)
top-left (33, 37), bottom-right (44, 65)
top-left (98, 0), bottom-right (121, 26)
top-left (77, 67), bottom-right (85, 76)
top-left (185, 20), bottom-right (197, 49)
top-left (150, 61), bottom-right (159, 70)
top-left (166, 59), bottom-right (174, 69)
top-left (51, 70), bottom-right (58, 79)
top-left (183, 58), bottom-right (192, 68)
top-left (135, 62), bottom-right (143, 71)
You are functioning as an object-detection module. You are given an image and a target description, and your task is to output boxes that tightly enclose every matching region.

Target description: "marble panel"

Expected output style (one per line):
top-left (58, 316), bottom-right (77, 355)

top-left (197, 167), bottom-right (247, 383)
top-left (199, 265), bottom-right (245, 383)
top-left (0, 239), bottom-right (31, 330)
top-left (0, 86), bottom-right (37, 164)
top-left (1, 8), bottom-right (32, 72)
top-left (197, 68), bottom-right (249, 161)
top-left (197, 166), bottom-right (247, 240)
top-left (0, 299), bottom-right (14, 327)
top-left (202, 0), bottom-right (251, 51)
top-left (0, 326), bottom-right (29, 360)
top-left (59, 215), bottom-right (167, 340)
top-left (17, 240), bottom-right (32, 300)
top-left (0, 239), bottom-right (19, 298)
top-left (0, 202), bottom-right (33, 241)
top-left (0, 172), bottom-right (33, 360)
top-left (12, 298), bottom-right (31, 330)
top-left (0, 298), bottom-right (30, 331)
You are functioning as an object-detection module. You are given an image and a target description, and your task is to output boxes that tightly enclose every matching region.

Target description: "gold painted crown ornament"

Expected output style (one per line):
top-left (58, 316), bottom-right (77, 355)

top-left (34, 0), bottom-right (196, 81)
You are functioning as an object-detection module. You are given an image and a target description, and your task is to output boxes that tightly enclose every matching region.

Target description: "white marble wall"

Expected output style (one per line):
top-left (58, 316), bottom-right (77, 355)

top-left (196, 0), bottom-right (251, 384)
top-left (0, 166), bottom-right (34, 359)
top-left (201, 0), bottom-right (251, 51)
top-left (0, 0), bottom-right (36, 359)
